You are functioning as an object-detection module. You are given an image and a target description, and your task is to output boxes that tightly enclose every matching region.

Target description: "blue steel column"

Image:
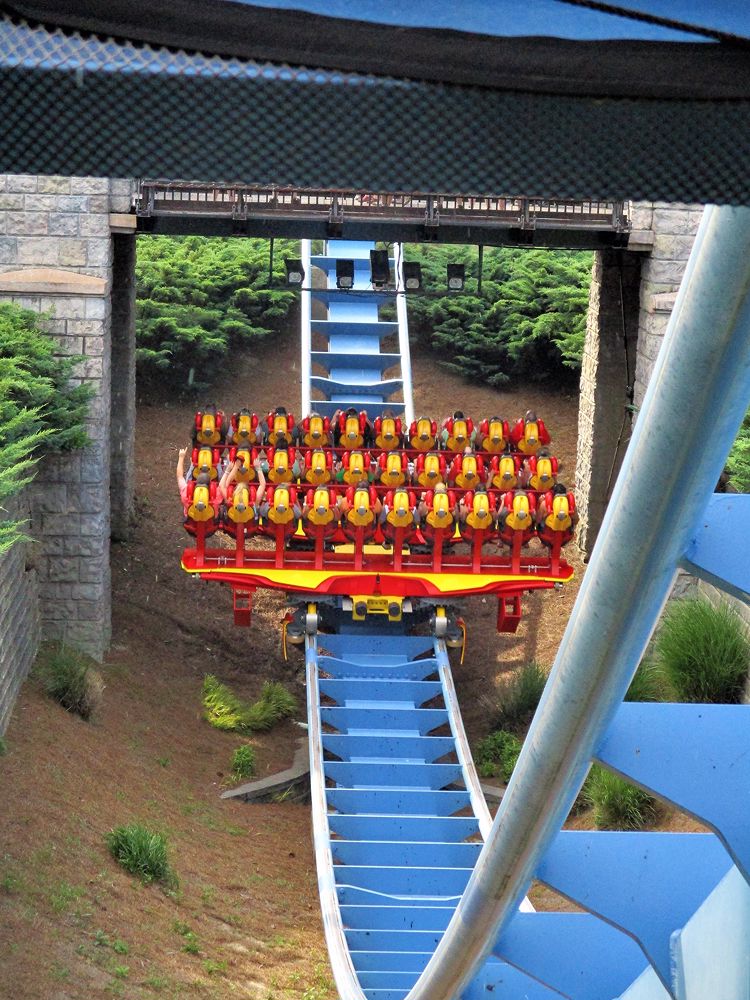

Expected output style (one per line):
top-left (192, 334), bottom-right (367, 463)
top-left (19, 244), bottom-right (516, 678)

top-left (406, 205), bottom-right (750, 1000)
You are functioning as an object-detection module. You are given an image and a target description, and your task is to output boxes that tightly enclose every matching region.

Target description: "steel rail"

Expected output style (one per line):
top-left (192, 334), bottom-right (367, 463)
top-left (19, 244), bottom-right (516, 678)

top-left (395, 242), bottom-right (415, 426)
top-left (434, 637), bottom-right (493, 843)
top-left (405, 205), bottom-right (750, 1000)
top-left (306, 632), bottom-right (367, 1000)
top-left (300, 238), bottom-right (312, 415)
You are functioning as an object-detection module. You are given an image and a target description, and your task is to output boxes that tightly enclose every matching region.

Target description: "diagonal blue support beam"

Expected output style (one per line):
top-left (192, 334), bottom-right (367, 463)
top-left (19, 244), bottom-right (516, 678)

top-left (463, 959), bottom-right (566, 1000)
top-left (493, 911), bottom-right (654, 1000)
top-left (406, 205), bottom-right (750, 1000)
top-left (535, 831), bottom-right (733, 993)
top-left (596, 703), bottom-right (750, 882)
top-left (680, 493), bottom-right (750, 599)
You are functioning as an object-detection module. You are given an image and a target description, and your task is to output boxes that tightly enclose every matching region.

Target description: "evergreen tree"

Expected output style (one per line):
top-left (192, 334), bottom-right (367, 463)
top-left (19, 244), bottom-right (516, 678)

top-left (403, 244), bottom-right (592, 385)
top-left (0, 305), bottom-right (92, 552)
top-left (135, 236), bottom-right (299, 390)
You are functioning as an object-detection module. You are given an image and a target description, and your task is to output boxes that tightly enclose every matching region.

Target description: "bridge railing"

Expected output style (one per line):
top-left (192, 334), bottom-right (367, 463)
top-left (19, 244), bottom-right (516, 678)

top-left (134, 180), bottom-right (629, 232)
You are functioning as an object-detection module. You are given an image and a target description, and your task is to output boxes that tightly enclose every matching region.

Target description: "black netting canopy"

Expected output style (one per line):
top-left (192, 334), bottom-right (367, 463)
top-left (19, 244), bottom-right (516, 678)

top-left (2, 1), bottom-right (750, 202)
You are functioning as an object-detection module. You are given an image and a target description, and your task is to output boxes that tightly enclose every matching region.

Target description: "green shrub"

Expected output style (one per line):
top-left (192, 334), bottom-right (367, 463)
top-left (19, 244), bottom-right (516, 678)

top-left (584, 766), bottom-right (656, 830)
top-left (202, 675), bottom-right (298, 733)
top-left (654, 597), bottom-right (750, 703)
top-left (135, 236), bottom-right (299, 391)
top-left (624, 659), bottom-right (670, 702)
top-left (106, 824), bottom-right (177, 888)
top-left (36, 644), bottom-right (104, 720)
top-left (404, 244), bottom-right (592, 387)
top-left (474, 730), bottom-right (522, 782)
top-left (0, 737), bottom-right (6, 756)
top-left (494, 661), bottom-right (548, 733)
top-left (231, 744), bottom-right (256, 781)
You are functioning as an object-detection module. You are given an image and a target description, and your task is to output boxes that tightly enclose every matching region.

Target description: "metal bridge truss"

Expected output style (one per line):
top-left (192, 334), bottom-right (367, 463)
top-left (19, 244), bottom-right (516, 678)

top-left (133, 180), bottom-right (629, 249)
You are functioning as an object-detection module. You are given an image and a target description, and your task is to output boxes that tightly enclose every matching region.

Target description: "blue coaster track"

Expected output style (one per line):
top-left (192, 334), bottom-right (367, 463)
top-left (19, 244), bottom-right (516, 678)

top-left (304, 225), bottom-right (750, 1000)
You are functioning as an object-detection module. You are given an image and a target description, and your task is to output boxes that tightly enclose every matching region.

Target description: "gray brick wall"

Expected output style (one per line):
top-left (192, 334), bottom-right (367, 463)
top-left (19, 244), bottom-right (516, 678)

top-left (575, 250), bottom-right (641, 553)
top-left (0, 494), bottom-right (40, 735)
top-left (0, 175), bottom-right (134, 661)
top-left (632, 202), bottom-right (704, 408)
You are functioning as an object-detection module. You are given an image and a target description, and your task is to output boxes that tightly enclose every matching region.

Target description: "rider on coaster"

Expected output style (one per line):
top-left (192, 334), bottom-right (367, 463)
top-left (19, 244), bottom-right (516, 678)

top-left (510, 409), bottom-right (551, 456)
top-left (536, 482), bottom-right (577, 547)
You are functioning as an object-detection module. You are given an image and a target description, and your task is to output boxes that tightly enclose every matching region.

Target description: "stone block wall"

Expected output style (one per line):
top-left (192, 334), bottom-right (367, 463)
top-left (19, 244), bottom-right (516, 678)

top-left (0, 494), bottom-right (40, 735)
top-left (631, 201), bottom-right (704, 408)
top-left (0, 174), bottom-right (134, 660)
top-left (575, 249), bottom-right (641, 553)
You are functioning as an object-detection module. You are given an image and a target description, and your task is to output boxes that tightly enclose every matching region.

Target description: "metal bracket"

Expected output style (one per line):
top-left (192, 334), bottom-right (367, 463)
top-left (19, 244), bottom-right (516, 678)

top-left (305, 602), bottom-right (319, 634)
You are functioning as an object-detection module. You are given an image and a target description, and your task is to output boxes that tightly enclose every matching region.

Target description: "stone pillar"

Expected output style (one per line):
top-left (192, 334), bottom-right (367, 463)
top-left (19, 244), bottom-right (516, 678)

top-left (576, 202), bottom-right (704, 555)
top-left (0, 173), bottom-right (118, 659)
top-left (575, 249), bottom-right (641, 554)
top-left (110, 233), bottom-right (137, 541)
top-left (633, 202), bottom-right (704, 408)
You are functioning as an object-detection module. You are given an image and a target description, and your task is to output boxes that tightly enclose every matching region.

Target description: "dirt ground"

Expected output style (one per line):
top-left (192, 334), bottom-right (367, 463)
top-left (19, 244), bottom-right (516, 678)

top-left (0, 331), bottom-right (586, 999)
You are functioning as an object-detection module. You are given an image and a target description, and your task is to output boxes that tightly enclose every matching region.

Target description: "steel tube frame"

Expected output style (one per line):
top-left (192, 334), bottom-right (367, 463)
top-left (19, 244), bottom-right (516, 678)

top-left (300, 238), bottom-right (312, 415)
top-left (407, 206), bottom-right (750, 1000)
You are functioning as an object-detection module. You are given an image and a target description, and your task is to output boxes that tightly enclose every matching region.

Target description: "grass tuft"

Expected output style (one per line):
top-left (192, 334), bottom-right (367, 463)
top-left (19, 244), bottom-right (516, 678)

top-left (202, 675), bottom-right (297, 733)
top-left (202, 675), bottom-right (248, 732)
top-left (493, 661), bottom-right (547, 733)
top-left (230, 744), bottom-right (256, 781)
top-left (474, 730), bottom-right (522, 782)
top-left (260, 681), bottom-right (298, 720)
top-left (106, 824), bottom-right (177, 888)
top-left (624, 659), bottom-right (671, 702)
top-left (655, 596), bottom-right (750, 703)
top-left (584, 766), bottom-right (657, 830)
top-left (36, 644), bottom-right (104, 720)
